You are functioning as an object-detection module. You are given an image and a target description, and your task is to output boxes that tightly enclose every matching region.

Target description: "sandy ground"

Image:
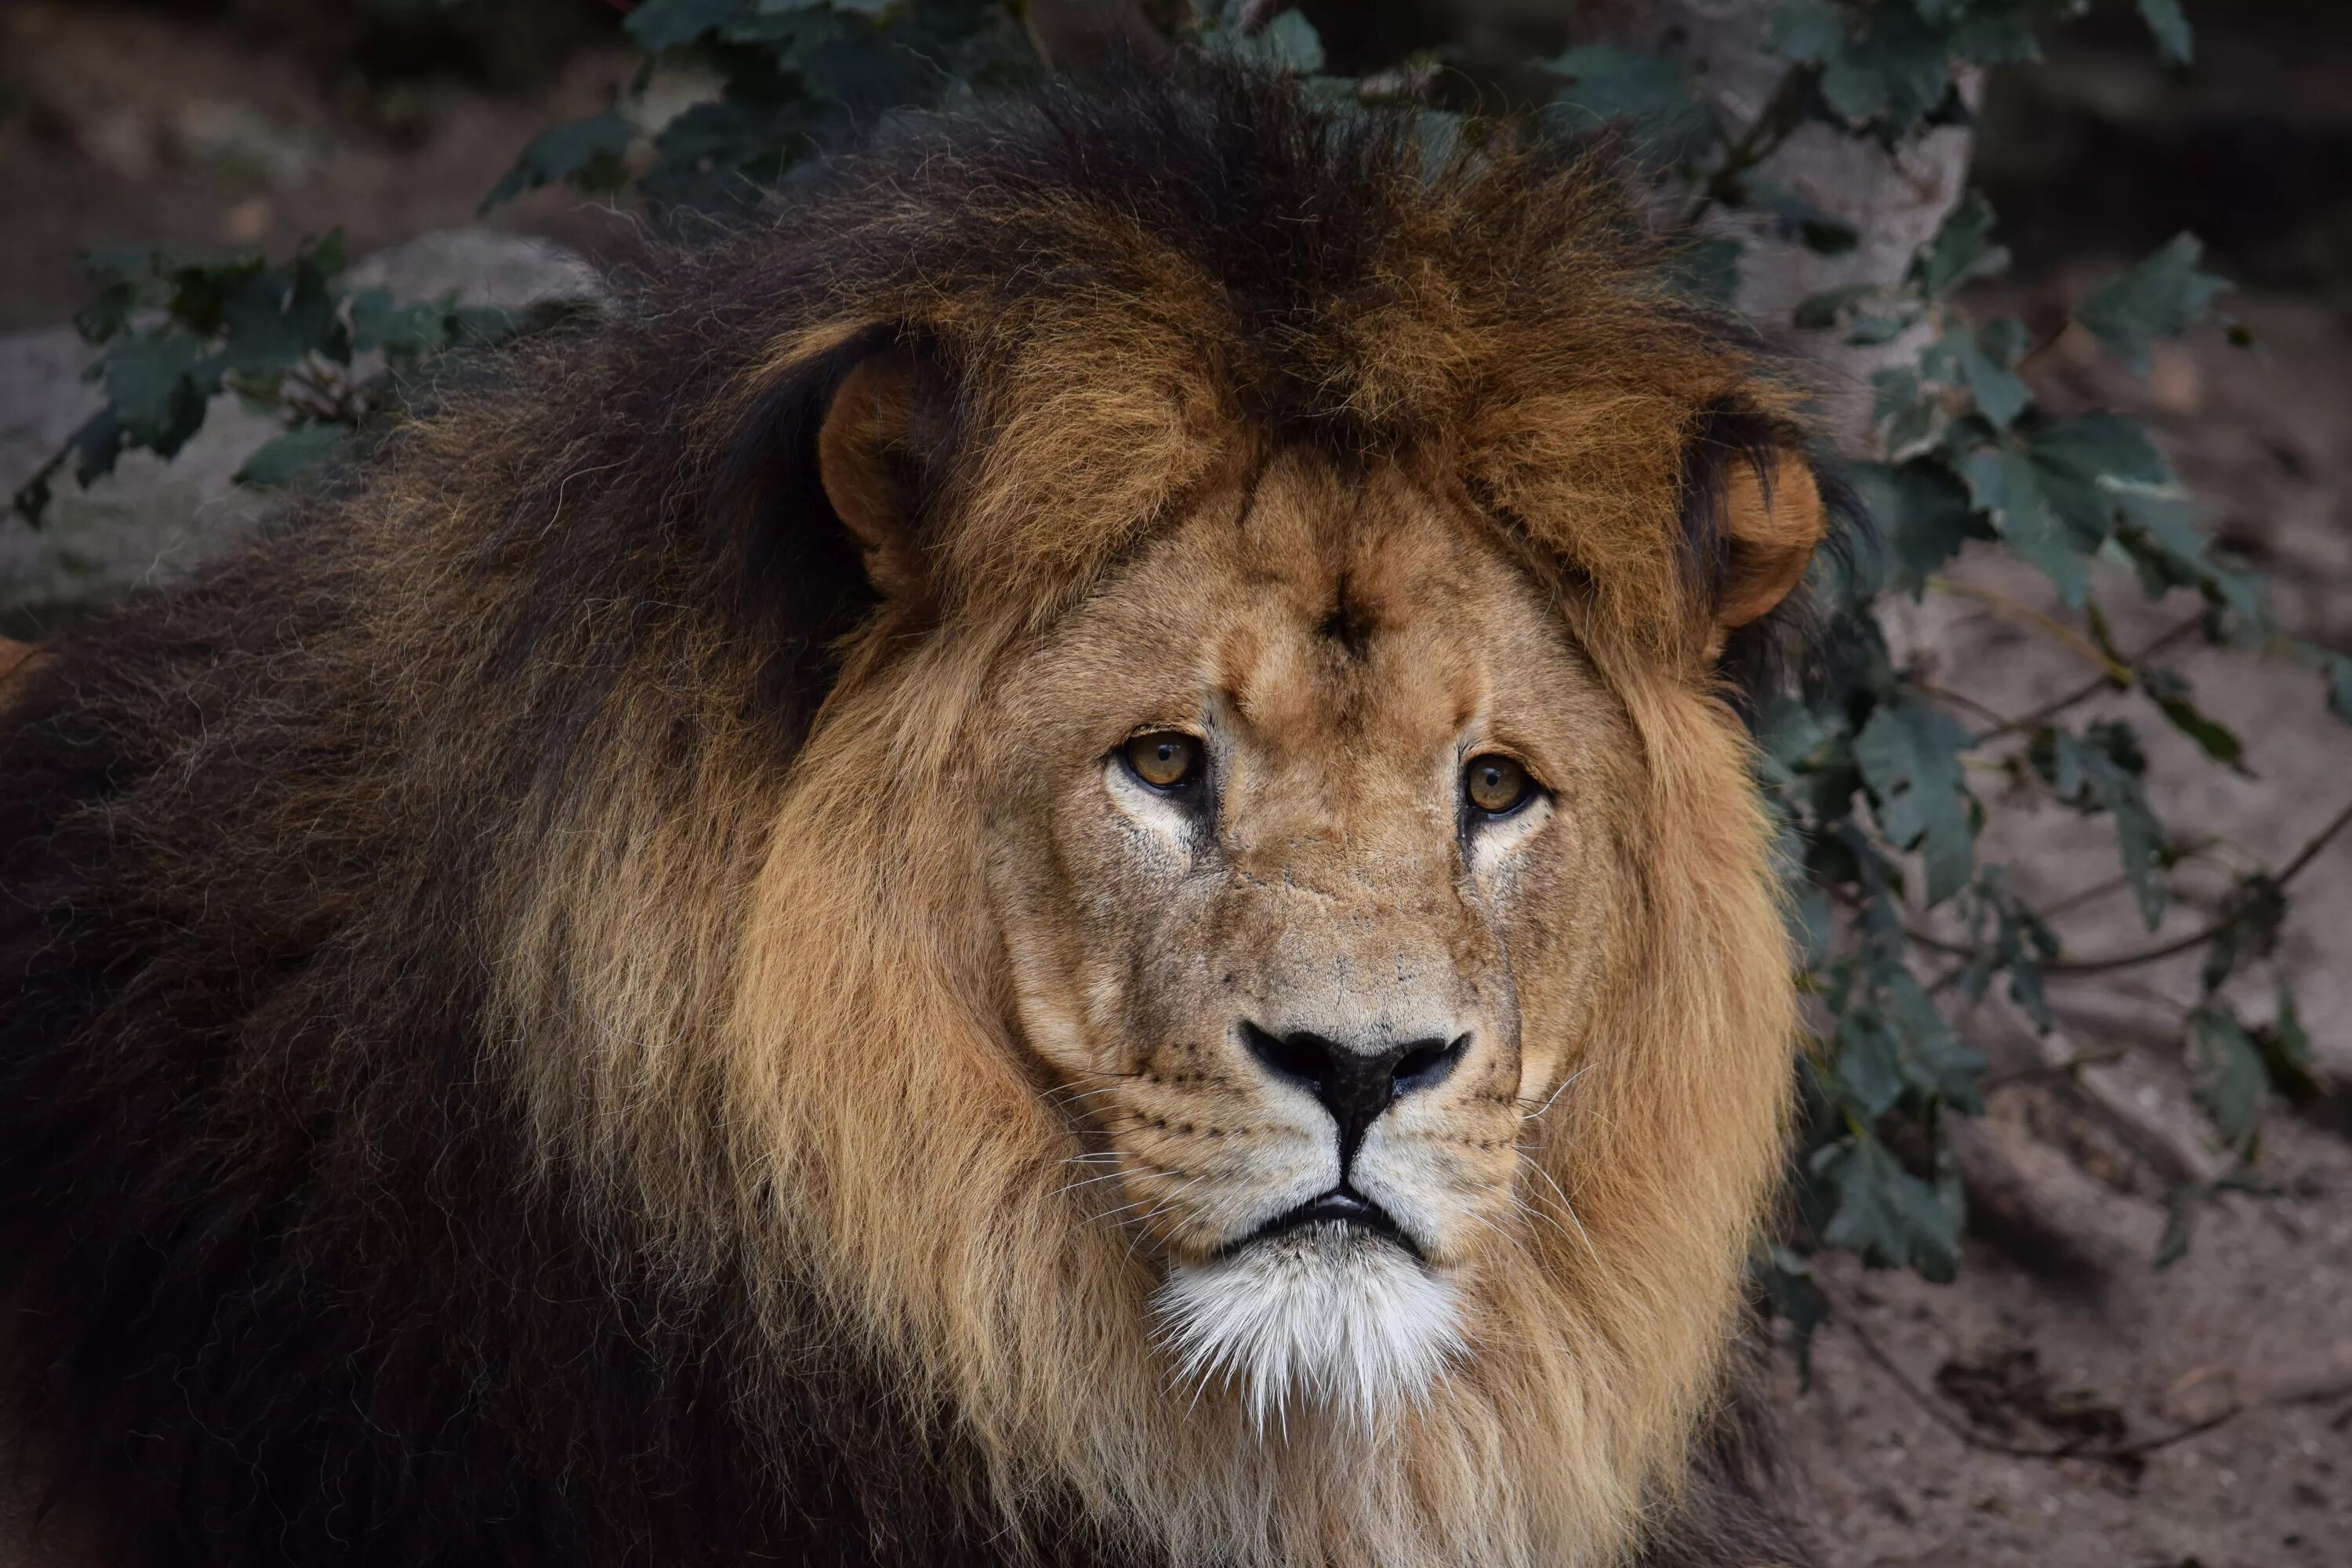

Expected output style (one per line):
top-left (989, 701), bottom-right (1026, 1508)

top-left (2, 8), bottom-right (2349, 1566)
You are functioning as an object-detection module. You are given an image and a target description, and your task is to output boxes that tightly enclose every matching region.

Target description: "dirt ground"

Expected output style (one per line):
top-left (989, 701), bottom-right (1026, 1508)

top-left (2, 6), bottom-right (2348, 1567)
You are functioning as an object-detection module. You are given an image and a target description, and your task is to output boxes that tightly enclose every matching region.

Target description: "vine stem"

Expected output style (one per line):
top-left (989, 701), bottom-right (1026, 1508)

top-left (1677, 64), bottom-right (1813, 232)
top-left (1965, 613), bottom-right (2206, 745)
top-left (1925, 575), bottom-right (2125, 680)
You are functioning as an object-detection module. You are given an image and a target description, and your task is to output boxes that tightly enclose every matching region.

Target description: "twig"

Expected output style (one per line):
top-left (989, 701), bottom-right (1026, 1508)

top-left (1926, 575), bottom-right (2124, 678)
top-left (1678, 66), bottom-right (1813, 231)
top-left (1842, 1315), bottom-right (2241, 1465)
top-left (1969, 614), bottom-right (2205, 745)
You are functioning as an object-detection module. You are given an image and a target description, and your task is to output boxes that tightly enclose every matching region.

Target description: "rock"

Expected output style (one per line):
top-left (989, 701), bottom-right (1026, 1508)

top-left (0, 229), bottom-right (601, 633)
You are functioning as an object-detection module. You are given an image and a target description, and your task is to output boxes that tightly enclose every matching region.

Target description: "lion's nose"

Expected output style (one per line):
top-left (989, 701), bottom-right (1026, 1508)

top-left (1240, 1023), bottom-right (1470, 1164)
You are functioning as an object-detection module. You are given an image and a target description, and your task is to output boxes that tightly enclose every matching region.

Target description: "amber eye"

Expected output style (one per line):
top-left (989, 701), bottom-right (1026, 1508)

top-left (1464, 753), bottom-right (1536, 818)
top-left (1123, 731), bottom-right (1203, 791)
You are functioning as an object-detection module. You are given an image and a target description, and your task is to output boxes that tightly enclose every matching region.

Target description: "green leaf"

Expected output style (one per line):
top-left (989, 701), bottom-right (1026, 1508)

top-left (1869, 365), bottom-right (1936, 457)
top-left (2051, 725), bottom-right (2167, 930)
top-left (1813, 1135), bottom-right (1960, 1280)
top-left (2140, 667), bottom-right (2245, 769)
top-left (2187, 1007), bottom-right (2265, 1149)
top-left (1911, 191), bottom-right (2009, 299)
top-left (1850, 459), bottom-right (1975, 597)
top-left (2073, 234), bottom-right (2229, 377)
top-left (1876, 954), bottom-right (1985, 1110)
top-left (102, 329), bottom-right (220, 458)
top-left (623, 0), bottom-right (747, 52)
top-left (1922, 319), bottom-right (2031, 428)
top-left (234, 424), bottom-right (351, 488)
top-left (1812, 7), bottom-right (1954, 138)
top-left (484, 109), bottom-right (637, 211)
top-left (2136, 0), bottom-right (2193, 66)
top-left (1853, 694), bottom-right (1976, 905)
top-left (1766, 0), bottom-right (1846, 64)
top-left (1542, 45), bottom-right (1719, 165)
top-left (1960, 443), bottom-right (2088, 606)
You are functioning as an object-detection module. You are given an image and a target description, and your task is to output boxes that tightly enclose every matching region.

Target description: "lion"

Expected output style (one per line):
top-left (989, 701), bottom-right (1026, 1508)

top-left (0, 64), bottom-right (1846, 1568)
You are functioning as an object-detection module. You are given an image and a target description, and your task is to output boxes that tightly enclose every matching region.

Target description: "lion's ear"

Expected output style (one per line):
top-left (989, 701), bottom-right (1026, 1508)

top-left (1713, 444), bottom-right (1828, 632)
top-left (818, 340), bottom-right (946, 606)
top-left (815, 346), bottom-right (933, 605)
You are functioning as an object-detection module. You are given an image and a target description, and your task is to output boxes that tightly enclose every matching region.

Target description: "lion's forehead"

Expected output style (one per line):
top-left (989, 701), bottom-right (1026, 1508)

top-left (1047, 454), bottom-right (1590, 779)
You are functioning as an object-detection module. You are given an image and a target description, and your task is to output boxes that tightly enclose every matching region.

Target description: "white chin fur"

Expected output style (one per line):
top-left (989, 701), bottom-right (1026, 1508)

top-left (1152, 1224), bottom-right (1464, 1432)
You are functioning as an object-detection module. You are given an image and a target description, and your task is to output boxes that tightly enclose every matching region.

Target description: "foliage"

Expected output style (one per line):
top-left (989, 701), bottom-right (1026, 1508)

top-left (13, 0), bottom-right (2349, 1335)
top-left (10, 234), bottom-right (569, 519)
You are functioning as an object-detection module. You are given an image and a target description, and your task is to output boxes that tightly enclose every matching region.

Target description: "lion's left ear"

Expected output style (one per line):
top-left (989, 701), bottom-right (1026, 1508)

top-left (1711, 442), bottom-right (1829, 632)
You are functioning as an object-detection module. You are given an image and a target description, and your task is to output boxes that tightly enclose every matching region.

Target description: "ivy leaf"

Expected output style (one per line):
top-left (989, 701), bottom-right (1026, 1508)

top-left (1831, 1011), bottom-right (1907, 1120)
top-left (622, 0), bottom-right (745, 52)
top-left (2187, 1007), bottom-right (2265, 1150)
top-left (2140, 667), bottom-right (2246, 770)
top-left (102, 329), bottom-right (219, 457)
top-left (2051, 725), bottom-right (2166, 930)
top-left (234, 424), bottom-right (351, 488)
top-left (1922, 318), bottom-right (2031, 427)
top-left (1850, 459), bottom-right (1976, 597)
top-left (1813, 1135), bottom-right (1961, 1281)
top-left (1542, 45), bottom-right (1719, 165)
top-left (2252, 984), bottom-right (2322, 1104)
top-left (1910, 191), bottom-right (2009, 299)
top-left (2073, 234), bottom-right (2229, 377)
top-left (484, 110), bottom-right (637, 211)
top-left (1814, 8), bottom-right (1952, 136)
top-left (1875, 954), bottom-right (1985, 1111)
top-left (1853, 693), bottom-right (1976, 905)
top-left (2136, 0), bottom-right (2194, 67)
top-left (1766, 0), bottom-right (1846, 64)
top-left (1960, 443), bottom-right (2087, 605)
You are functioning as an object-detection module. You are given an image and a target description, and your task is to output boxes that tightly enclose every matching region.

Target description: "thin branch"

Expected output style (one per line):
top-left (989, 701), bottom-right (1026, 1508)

top-left (1969, 614), bottom-right (2205, 745)
top-left (1842, 1315), bottom-right (2241, 1465)
top-left (1678, 66), bottom-right (1813, 231)
top-left (1926, 575), bottom-right (2123, 679)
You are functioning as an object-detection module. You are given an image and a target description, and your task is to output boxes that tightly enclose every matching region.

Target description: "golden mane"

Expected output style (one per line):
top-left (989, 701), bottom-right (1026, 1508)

top-left (0, 65), bottom-right (1829, 1568)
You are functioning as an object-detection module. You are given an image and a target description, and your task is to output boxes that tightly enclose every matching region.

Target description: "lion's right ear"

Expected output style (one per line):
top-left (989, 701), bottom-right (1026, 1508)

top-left (815, 344), bottom-right (935, 606)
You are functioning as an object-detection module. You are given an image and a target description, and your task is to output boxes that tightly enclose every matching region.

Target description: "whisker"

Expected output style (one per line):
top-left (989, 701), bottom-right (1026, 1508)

top-left (1516, 1063), bottom-right (1591, 1123)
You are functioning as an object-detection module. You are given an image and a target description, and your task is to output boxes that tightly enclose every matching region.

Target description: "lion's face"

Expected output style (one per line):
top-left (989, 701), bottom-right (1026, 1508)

top-left (981, 452), bottom-right (1637, 1423)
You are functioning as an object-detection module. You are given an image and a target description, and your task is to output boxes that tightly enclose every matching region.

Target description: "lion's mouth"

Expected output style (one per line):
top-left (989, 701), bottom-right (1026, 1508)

top-left (1220, 1186), bottom-right (1421, 1261)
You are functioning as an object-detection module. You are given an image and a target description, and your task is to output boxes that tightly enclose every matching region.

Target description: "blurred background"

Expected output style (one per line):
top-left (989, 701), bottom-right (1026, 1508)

top-left (2, 5), bottom-right (2348, 1566)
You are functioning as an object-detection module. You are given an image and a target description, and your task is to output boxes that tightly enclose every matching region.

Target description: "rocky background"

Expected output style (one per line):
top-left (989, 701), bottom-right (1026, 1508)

top-left (2, 4), bottom-right (2348, 1566)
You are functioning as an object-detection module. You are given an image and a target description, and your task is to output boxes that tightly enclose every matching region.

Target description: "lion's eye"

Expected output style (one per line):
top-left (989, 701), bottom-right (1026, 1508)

top-left (1123, 731), bottom-right (1203, 791)
top-left (1464, 753), bottom-right (1536, 818)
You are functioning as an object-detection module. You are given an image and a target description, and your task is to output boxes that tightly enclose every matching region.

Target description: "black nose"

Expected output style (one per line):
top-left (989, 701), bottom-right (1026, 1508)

top-left (1240, 1024), bottom-right (1471, 1166)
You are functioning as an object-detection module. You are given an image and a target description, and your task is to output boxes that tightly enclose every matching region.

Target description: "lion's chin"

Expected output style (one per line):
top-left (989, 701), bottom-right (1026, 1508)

top-left (1152, 1222), bottom-right (1465, 1432)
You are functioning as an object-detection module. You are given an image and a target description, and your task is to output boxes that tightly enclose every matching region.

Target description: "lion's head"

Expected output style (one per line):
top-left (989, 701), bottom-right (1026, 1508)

top-left (541, 71), bottom-right (1839, 1566)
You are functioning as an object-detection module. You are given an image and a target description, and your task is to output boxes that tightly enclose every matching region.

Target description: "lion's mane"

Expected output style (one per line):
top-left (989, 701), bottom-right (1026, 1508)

top-left (1, 66), bottom-right (1838, 1568)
